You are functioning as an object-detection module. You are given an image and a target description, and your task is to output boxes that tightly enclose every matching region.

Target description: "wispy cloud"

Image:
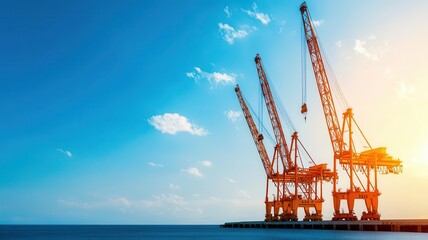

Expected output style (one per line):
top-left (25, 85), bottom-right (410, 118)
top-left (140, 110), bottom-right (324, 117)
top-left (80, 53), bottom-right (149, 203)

top-left (278, 20), bottom-right (286, 34)
top-left (186, 67), bottom-right (236, 86)
top-left (148, 162), bottom-right (164, 168)
top-left (59, 197), bottom-right (132, 212)
top-left (200, 160), bottom-right (212, 168)
top-left (312, 19), bottom-right (324, 27)
top-left (58, 194), bottom-right (260, 219)
top-left (218, 23), bottom-right (250, 44)
top-left (224, 110), bottom-right (242, 122)
top-left (59, 199), bottom-right (92, 209)
top-left (353, 35), bottom-right (390, 61)
top-left (153, 194), bottom-right (186, 206)
top-left (242, 3), bottom-right (271, 25)
top-left (239, 189), bottom-right (251, 199)
top-left (57, 148), bottom-right (72, 158)
top-left (148, 113), bottom-right (208, 136)
top-left (58, 194), bottom-right (203, 215)
top-left (225, 177), bottom-right (235, 184)
top-left (169, 183), bottom-right (181, 190)
top-left (224, 6), bottom-right (231, 18)
top-left (141, 200), bottom-right (162, 208)
top-left (384, 68), bottom-right (396, 80)
top-left (395, 80), bottom-right (415, 98)
top-left (354, 39), bottom-right (379, 61)
top-left (335, 40), bottom-right (342, 48)
top-left (181, 167), bottom-right (203, 177)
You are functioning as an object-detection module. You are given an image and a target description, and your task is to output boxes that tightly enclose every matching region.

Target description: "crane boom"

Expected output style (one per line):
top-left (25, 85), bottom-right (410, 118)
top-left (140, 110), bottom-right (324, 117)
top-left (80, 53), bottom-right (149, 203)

top-left (300, 3), bottom-right (342, 157)
top-left (235, 85), bottom-right (274, 178)
top-left (255, 54), bottom-right (294, 171)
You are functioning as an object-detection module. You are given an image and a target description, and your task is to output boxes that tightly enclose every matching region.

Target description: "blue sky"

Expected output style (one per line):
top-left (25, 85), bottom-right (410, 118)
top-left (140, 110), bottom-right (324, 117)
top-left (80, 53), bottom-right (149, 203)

top-left (1, 0), bottom-right (428, 224)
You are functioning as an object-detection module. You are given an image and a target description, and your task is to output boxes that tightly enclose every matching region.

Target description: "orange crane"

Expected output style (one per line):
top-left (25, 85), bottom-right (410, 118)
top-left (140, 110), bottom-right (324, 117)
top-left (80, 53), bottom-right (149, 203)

top-left (299, 2), bottom-right (403, 220)
top-left (235, 54), bottom-right (335, 221)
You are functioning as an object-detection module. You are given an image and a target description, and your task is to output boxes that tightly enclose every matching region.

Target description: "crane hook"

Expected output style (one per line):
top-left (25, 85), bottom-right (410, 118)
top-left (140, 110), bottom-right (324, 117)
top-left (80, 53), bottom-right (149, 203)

top-left (301, 103), bottom-right (308, 121)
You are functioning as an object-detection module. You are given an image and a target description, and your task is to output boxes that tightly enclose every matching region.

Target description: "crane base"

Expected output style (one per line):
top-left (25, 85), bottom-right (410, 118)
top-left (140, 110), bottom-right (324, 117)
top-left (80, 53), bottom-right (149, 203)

top-left (303, 214), bottom-right (323, 221)
top-left (361, 211), bottom-right (381, 221)
top-left (279, 214), bottom-right (298, 222)
top-left (332, 213), bottom-right (358, 221)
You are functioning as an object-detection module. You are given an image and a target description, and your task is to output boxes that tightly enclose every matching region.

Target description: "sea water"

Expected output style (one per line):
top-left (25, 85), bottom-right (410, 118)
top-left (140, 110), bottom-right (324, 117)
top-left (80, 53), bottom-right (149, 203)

top-left (0, 225), bottom-right (426, 240)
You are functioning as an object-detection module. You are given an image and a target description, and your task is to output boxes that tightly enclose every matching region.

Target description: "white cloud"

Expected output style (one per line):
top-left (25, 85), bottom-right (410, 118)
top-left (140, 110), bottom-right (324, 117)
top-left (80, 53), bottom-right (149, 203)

top-left (384, 68), bottom-right (396, 80)
top-left (148, 162), bottom-right (163, 167)
top-left (154, 194), bottom-right (186, 206)
top-left (141, 200), bottom-right (161, 208)
top-left (218, 23), bottom-right (249, 44)
top-left (109, 197), bottom-right (131, 208)
top-left (354, 39), bottom-right (379, 61)
top-left (200, 160), bottom-right (212, 168)
top-left (59, 194), bottom-right (195, 213)
top-left (181, 167), bottom-right (203, 177)
top-left (313, 20), bottom-right (324, 27)
top-left (59, 197), bottom-right (132, 211)
top-left (186, 72), bottom-right (195, 78)
top-left (210, 197), bottom-right (221, 202)
top-left (148, 113), bottom-right (208, 136)
top-left (224, 110), bottom-right (242, 122)
top-left (395, 80), bottom-right (415, 98)
top-left (141, 194), bottom-right (188, 211)
top-left (212, 72), bottom-right (235, 84)
top-left (186, 67), bottom-right (236, 86)
top-left (224, 6), bottom-right (231, 18)
top-left (239, 189), bottom-right (251, 199)
top-left (335, 40), bottom-right (342, 48)
top-left (242, 3), bottom-right (271, 25)
top-left (278, 20), bottom-right (286, 34)
top-left (169, 183), bottom-right (181, 190)
top-left (57, 148), bottom-right (72, 158)
top-left (226, 177), bottom-right (235, 184)
top-left (353, 36), bottom-right (390, 61)
top-left (59, 199), bottom-right (92, 209)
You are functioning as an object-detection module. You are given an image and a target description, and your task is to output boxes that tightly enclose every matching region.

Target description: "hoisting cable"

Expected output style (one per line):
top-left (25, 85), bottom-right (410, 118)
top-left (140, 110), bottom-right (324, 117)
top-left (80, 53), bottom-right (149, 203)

top-left (245, 95), bottom-right (276, 145)
top-left (317, 36), bottom-right (350, 112)
top-left (301, 20), bottom-right (308, 120)
top-left (268, 77), bottom-right (297, 135)
top-left (352, 116), bottom-right (372, 150)
top-left (307, 13), bottom-right (349, 112)
top-left (258, 83), bottom-right (263, 135)
top-left (297, 138), bottom-right (317, 166)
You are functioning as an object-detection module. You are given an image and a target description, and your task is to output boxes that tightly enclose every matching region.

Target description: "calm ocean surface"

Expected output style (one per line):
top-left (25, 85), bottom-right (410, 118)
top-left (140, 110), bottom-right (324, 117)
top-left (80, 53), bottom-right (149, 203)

top-left (0, 225), bottom-right (426, 240)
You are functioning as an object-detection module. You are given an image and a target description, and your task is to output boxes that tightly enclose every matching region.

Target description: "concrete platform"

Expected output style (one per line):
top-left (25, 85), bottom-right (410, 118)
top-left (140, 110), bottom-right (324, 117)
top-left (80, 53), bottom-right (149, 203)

top-left (222, 219), bottom-right (428, 233)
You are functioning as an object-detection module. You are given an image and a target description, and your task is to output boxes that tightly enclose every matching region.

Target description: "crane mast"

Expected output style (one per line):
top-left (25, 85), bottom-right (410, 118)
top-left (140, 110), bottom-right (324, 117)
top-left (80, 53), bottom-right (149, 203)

top-left (300, 2), bottom-right (402, 221)
top-left (255, 54), bottom-right (294, 171)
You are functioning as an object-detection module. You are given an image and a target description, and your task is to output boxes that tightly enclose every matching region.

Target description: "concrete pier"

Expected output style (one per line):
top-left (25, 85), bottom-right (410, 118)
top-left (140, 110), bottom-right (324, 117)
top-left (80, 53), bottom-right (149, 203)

top-left (222, 219), bottom-right (428, 233)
